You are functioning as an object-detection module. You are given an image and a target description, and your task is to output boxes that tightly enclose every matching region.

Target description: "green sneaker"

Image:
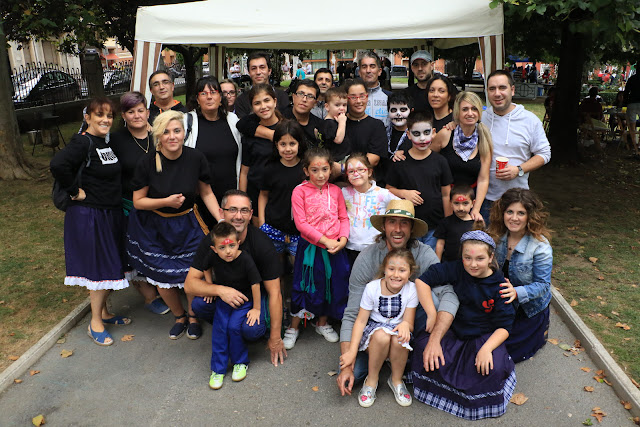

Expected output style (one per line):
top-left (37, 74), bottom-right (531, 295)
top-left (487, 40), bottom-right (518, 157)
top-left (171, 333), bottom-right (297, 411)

top-left (209, 372), bottom-right (224, 390)
top-left (232, 364), bottom-right (248, 382)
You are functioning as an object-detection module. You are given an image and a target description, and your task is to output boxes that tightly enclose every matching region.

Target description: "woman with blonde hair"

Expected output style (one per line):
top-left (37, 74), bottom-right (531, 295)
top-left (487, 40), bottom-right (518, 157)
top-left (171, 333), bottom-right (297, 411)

top-left (126, 110), bottom-right (221, 340)
top-left (432, 91), bottom-right (493, 221)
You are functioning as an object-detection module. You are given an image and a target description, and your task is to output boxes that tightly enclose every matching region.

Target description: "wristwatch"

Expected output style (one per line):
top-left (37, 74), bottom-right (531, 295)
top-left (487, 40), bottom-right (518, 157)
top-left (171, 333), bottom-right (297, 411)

top-left (517, 165), bottom-right (524, 177)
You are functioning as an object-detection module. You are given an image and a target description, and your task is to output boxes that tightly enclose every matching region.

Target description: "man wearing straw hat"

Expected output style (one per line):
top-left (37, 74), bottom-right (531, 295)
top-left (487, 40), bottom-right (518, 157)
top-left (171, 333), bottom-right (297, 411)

top-left (337, 199), bottom-right (460, 396)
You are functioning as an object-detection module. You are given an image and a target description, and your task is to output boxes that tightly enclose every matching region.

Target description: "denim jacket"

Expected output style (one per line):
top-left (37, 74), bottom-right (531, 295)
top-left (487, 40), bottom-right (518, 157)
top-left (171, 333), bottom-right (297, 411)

top-left (495, 233), bottom-right (553, 317)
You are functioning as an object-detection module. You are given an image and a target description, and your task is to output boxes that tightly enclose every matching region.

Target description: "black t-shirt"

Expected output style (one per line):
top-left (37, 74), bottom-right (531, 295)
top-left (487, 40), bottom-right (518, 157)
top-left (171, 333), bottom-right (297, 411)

top-left (345, 116), bottom-right (387, 157)
top-left (386, 151), bottom-right (453, 229)
top-left (132, 147), bottom-right (210, 214)
top-left (262, 160), bottom-right (305, 234)
top-left (235, 88), bottom-right (290, 118)
top-left (283, 106), bottom-right (327, 148)
top-left (148, 101), bottom-right (187, 125)
top-left (434, 112), bottom-right (453, 132)
top-left (433, 214), bottom-right (474, 262)
top-left (241, 123), bottom-right (278, 187)
top-left (209, 250), bottom-right (262, 299)
top-left (440, 134), bottom-right (481, 187)
top-left (110, 127), bottom-right (152, 200)
top-left (194, 116), bottom-right (238, 202)
top-left (404, 84), bottom-right (433, 114)
top-left (191, 225), bottom-right (282, 287)
top-left (50, 133), bottom-right (122, 209)
top-left (321, 118), bottom-right (351, 161)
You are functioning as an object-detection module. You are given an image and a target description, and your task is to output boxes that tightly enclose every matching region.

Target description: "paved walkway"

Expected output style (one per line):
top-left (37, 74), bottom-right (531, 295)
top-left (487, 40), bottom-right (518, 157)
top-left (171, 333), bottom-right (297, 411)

top-left (0, 286), bottom-right (635, 426)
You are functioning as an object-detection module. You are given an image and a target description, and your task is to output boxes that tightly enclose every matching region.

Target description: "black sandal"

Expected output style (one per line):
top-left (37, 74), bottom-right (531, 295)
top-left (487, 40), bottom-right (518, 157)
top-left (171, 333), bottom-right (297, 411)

top-left (169, 313), bottom-right (188, 340)
top-left (186, 314), bottom-right (202, 340)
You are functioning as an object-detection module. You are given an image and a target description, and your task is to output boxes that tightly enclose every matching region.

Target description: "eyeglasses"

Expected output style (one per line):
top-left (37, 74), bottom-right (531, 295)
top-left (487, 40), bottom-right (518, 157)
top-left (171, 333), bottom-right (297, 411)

top-left (222, 207), bottom-right (252, 215)
top-left (347, 94), bottom-right (368, 101)
top-left (346, 168), bottom-right (368, 176)
top-left (151, 79), bottom-right (172, 88)
top-left (294, 92), bottom-right (317, 101)
top-left (221, 90), bottom-right (237, 97)
top-left (198, 90), bottom-right (219, 97)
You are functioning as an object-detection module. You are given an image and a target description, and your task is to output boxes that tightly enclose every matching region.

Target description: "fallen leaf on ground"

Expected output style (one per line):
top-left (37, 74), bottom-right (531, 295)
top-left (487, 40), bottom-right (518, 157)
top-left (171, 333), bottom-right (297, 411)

top-left (597, 276), bottom-right (604, 281)
top-left (32, 414), bottom-right (45, 426)
top-left (311, 386), bottom-right (319, 392)
top-left (567, 226), bottom-right (578, 230)
top-left (56, 337), bottom-right (66, 344)
top-left (621, 400), bottom-right (632, 410)
top-left (547, 338), bottom-right (559, 345)
top-left (596, 295), bottom-right (603, 300)
top-left (581, 367), bottom-right (592, 372)
top-left (589, 257), bottom-right (598, 263)
top-left (574, 340), bottom-right (582, 348)
top-left (0, 300), bottom-right (4, 304)
top-left (510, 392), bottom-right (528, 405)
top-left (611, 311), bottom-right (619, 316)
top-left (582, 418), bottom-right (593, 426)
top-left (570, 300), bottom-right (579, 307)
top-left (121, 334), bottom-right (135, 342)
top-left (633, 416), bottom-right (639, 425)
top-left (570, 206), bottom-right (582, 211)
top-left (8, 355), bottom-right (19, 361)
top-left (603, 378), bottom-right (612, 386)
top-left (584, 386), bottom-right (595, 392)
top-left (631, 378), bottom-right (639, 388)
top-left (62, 298), bottom-right (68, 303)
top-left (615, 322), bottom-right (631, 330)
top-left (9, 332), bottom-right (15, 336)
top-left (327, 371), bottom-right (337, 376)
top-left (60, 349), bottom-right (73, 358)
top-left (591, 407), bottom-right (607, 423)
top-left (14, 379), bottom-right (22, 384)
top-left (30, 370), bottom-right (40, 376)
top-left (559, 343), bottom-right (572, 351)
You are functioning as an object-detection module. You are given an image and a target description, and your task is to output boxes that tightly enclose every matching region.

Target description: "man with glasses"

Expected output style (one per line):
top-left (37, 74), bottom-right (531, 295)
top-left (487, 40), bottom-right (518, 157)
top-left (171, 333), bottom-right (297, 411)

top-left (404, 50), bottom-right (434, 113)
top-left (186, 190), bottom-right (287, 368)
top-left (234, 51), bottom-right (290, 119)
top-left (311, 68), bottom-right (334, 119)
top-left (148, 70), bottom-right (187, 124)
top-left (358, 51), bottom-right (392, 128)
top-left (284, 80), bottom-right (326, 147)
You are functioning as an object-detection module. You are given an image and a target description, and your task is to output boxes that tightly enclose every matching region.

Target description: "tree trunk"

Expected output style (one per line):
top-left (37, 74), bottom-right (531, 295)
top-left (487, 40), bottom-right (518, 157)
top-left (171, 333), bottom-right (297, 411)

top-left (549, 22), bottom-right (584, 164)
top-left (166, 45), bottom-right (206, 106)
top-left (0, 21), bottom-right (35, 180)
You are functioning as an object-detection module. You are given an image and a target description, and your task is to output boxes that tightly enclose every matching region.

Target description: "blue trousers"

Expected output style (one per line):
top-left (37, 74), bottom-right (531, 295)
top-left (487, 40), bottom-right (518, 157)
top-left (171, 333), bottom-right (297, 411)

top-left (480, 199), bottom-right (494, 226)
top-left (210, 299), bottom-right (252, 373)
top-left (192, 295), bottom-right (268, 342)
top-left (417, 229), bottom-right (437, 251)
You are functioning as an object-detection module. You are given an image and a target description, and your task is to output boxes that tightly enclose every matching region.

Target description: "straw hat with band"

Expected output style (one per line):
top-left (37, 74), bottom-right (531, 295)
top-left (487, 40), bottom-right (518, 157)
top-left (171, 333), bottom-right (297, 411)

top-left (370, 199), bottom-right (429, 238)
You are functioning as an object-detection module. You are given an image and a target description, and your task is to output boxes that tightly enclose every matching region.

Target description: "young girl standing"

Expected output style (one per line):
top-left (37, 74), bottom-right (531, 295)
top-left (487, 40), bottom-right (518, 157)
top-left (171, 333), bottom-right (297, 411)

top-left (239, 83), bottom-right (282, 225)
top-left (285, 147), bottom-right (350, 350)
top-left (340, 249), bottom-right (432, 408)
top-left (341, 153), bottom-right (398, 266)
top-left (410, 230), bottom-right (517, 420)
top-left (258, 119), bottom-right (307, 261)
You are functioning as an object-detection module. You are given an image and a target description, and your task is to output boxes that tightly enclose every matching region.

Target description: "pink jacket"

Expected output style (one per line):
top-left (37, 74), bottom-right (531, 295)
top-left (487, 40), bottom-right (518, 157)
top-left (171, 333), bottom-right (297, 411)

top-left (291, 180), bottom-right (350, 248)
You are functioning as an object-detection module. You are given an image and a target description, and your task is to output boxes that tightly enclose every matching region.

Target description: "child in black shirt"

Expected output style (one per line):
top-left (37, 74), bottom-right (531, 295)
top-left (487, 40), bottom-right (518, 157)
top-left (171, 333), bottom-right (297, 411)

top-left (206, 222), bottom-right (262, 390)
top-left (434, 185), bottom-right (477, 261)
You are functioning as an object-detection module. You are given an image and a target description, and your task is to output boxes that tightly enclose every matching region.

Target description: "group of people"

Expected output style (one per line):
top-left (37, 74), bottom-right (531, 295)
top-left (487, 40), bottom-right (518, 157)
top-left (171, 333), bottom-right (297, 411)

top-left (50, 49), bottom-right (553, 420)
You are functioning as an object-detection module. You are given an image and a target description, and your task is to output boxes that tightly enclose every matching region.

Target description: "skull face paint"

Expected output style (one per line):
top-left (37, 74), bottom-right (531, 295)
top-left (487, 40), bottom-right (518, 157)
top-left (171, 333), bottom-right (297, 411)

top-left (388, 103), bottom-right (410, 128)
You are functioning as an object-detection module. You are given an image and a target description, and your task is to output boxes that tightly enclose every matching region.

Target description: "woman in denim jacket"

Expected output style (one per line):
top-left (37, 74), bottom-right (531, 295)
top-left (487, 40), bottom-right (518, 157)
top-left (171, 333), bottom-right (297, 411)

top-left (488, 188), bottom-right (552, 362)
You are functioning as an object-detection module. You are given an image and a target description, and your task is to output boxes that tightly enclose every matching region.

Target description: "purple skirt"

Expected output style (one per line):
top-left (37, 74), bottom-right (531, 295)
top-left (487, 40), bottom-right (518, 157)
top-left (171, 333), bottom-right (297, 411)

top-left (291, 238), bottom-right (350, 319)
top-left (126, 208), bottom-right (204, 288)
top-left (410, 330), bottom-right (516, 420)
top-left (506, 305), bottom-right (550, 363)
top-left (63, 205), bottom-right (128, 291)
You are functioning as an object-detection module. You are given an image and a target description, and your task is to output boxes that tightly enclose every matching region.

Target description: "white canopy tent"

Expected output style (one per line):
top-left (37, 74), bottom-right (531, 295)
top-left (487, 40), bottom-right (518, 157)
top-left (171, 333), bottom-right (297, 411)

top-left (131, 0), bottom-right (504, 102)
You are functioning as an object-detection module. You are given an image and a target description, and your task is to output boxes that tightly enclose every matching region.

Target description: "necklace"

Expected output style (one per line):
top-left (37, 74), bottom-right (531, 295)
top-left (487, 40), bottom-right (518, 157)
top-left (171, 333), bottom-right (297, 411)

top-left (131, 132), bottom-right (150, 154)
top-left (383, 278), bottom-right (399, 295)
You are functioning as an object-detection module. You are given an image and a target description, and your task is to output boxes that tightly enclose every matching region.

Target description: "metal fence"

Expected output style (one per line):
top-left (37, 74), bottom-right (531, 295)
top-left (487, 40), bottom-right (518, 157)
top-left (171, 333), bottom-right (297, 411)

top-left (11, 61), bottom-right (134, 109)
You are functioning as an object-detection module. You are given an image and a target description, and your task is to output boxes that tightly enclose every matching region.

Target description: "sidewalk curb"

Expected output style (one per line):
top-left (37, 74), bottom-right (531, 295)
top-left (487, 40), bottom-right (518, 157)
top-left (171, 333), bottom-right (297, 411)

top-left (551, 287), bottom-right (640, 418)
top-left (0, 297), bottom-right (90, 395)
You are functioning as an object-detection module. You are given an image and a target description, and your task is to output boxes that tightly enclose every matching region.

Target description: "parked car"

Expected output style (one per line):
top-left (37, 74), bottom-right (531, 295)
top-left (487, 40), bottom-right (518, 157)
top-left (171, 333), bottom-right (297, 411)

top-left (103, 69), bottom-right (132, 94)
top-left (391, 65), bottom-right (408, 77)
top-left (12, 70), bottom-right (81, 107)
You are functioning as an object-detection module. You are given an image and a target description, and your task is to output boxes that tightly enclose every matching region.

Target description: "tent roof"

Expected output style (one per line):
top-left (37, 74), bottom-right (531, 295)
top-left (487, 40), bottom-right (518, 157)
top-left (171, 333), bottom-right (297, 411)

top-left (134, 0), bottom-right (503, 49)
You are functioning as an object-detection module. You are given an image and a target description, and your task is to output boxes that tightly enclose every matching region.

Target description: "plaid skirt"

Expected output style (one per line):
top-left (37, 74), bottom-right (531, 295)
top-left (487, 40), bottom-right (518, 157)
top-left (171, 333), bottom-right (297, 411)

top-left (126, 208), bottom-right (204, 288)
top-left (359, 320), bottom-right (413, 351)
top-left (409, 330), bottom-right (516, 420)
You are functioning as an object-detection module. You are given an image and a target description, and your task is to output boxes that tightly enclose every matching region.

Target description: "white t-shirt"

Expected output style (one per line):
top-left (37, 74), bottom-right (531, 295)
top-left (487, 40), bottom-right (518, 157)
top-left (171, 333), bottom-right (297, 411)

top-left (342, 182), bottom-right (398, 251)
top-left (360, 279), bottom-right (418, 326)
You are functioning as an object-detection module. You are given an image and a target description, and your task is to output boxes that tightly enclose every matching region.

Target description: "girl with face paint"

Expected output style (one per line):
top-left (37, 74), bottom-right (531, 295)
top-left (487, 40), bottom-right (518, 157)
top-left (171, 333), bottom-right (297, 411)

top-left (341, 154), bottom-right (399, 266)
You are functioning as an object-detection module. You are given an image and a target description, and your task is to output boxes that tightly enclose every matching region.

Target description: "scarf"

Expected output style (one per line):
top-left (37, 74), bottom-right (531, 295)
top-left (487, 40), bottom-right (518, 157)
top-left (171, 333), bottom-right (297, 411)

top-left (453, 125), bottom-right (479, 162)
top-left (300, 243), bottom-right (332, 303)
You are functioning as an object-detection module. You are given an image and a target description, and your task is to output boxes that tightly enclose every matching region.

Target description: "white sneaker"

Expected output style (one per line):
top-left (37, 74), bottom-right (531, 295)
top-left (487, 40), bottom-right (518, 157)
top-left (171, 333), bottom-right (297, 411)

top-left (315, 324), bottom-right (339, 343)
top-left (283, 328), bottom-right (300, 350)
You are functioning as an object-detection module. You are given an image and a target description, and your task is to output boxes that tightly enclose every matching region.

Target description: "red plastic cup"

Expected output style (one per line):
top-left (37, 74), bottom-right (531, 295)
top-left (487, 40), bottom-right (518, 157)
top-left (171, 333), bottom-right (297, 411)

top-left (496, 157), bottom-right (509, 171)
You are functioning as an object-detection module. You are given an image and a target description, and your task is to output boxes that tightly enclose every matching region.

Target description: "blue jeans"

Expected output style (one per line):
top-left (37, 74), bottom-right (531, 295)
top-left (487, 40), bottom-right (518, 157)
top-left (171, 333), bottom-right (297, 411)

top-left (480, 199), bottom-right (494, 226)
top-left (191, 295), bottom-right (268, 342)
top-left (417, 229), bottom-right (437, 251)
